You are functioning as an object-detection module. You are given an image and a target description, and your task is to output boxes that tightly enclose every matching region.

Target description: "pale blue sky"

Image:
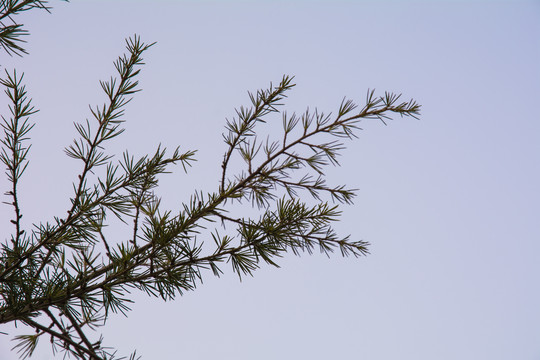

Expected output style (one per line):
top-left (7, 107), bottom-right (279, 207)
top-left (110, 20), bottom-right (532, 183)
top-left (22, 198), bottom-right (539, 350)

top-left (1, 1), bottom-right (539, 359)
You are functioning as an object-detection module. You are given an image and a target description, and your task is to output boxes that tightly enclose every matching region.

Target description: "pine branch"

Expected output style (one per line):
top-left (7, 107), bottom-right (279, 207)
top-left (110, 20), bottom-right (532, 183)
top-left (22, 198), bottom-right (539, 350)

top-left (0, 30), bottom-right (420, 359)
top-left (220, 75), bottom-right (295, 192)
top-left (65, 35), bottom-right (155, 218)
top-left (0, 35), bottom-right (156, 281)
top-left (0, 70), bottom-right (36, 248)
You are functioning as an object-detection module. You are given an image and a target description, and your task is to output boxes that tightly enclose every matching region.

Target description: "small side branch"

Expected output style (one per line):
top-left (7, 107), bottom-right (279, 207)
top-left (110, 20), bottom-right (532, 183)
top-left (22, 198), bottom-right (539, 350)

top-left (0, 70), bottom-right (36, 247)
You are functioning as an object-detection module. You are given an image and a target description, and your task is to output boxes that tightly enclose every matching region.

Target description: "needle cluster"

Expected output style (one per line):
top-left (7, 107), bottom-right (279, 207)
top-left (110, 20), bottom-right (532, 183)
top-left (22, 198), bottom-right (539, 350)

top-left (0, 0), bottom-right (60, 56)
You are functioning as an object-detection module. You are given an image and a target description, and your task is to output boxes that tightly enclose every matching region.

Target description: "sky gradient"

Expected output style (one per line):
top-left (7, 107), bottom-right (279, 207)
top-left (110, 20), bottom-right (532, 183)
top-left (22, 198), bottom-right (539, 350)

top-left (1, 1), bottom-right (539, 359)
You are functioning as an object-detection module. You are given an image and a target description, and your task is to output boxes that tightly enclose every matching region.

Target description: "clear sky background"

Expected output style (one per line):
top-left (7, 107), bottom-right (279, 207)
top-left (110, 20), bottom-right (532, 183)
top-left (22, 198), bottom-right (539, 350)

top-left (1, 0), bottom-right (539, 359)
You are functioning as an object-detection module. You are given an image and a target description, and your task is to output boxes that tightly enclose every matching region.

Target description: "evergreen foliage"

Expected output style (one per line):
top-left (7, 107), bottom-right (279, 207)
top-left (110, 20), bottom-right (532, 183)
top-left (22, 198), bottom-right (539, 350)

top-left (0, 1), bottom-right (420, 359)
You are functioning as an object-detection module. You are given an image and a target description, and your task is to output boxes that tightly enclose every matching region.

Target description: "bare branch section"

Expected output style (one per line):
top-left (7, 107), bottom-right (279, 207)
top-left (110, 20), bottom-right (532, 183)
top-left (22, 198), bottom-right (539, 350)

top-left (0, 35), bottom-right (420, 360)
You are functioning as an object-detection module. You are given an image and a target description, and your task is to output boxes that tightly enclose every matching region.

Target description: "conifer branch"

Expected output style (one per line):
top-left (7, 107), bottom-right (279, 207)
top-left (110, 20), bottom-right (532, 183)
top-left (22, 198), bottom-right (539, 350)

top-left (0, 26), bottom-right (420, 360)
top-left (0, 70), bottom-right (35, 248)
